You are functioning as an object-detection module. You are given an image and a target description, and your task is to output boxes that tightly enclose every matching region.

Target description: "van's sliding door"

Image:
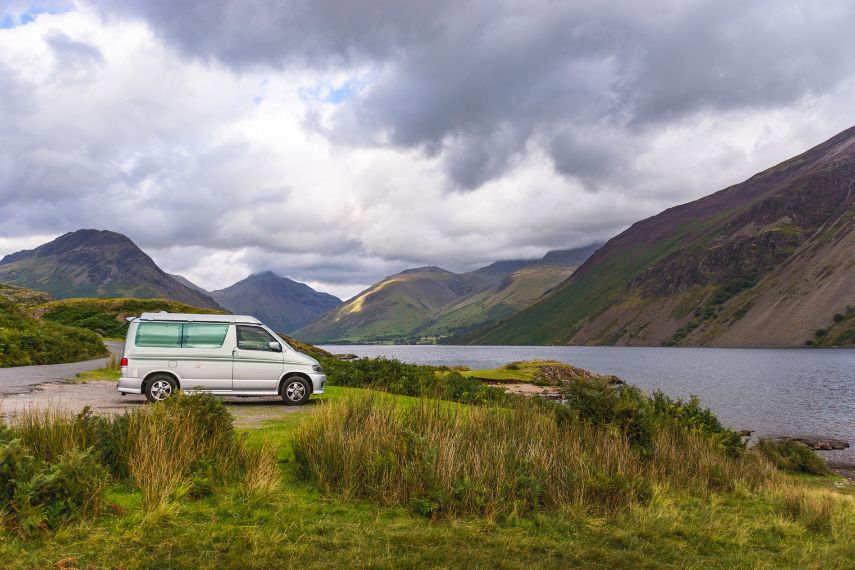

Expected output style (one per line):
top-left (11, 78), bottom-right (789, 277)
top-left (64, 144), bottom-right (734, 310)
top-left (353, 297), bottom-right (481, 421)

top-left (176, 323), bottom-right (233, 391)
top-left (231, 325), bottom-right (285, 392)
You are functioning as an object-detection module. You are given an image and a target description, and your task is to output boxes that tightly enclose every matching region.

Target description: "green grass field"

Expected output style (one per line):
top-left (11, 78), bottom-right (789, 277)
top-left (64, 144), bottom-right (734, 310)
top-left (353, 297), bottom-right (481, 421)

top-left (1, 385), bottom-right (852, 569)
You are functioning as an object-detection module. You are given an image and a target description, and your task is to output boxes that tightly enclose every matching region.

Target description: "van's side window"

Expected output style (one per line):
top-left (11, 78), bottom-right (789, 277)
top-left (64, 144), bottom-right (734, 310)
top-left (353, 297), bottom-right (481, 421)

top-left (136, 322), bottom-right (228, 348)
top-left (136, 323), bottom-right (182, 347)
top-left (182, 324), bottom-right (229, 348)
top-left (237, 326), bottom-right (277, 351)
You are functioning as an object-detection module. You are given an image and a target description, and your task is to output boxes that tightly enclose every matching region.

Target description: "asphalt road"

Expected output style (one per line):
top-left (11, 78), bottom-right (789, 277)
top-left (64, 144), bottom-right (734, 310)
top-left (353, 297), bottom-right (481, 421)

top-left (0, 340), bottom-right (123, 395)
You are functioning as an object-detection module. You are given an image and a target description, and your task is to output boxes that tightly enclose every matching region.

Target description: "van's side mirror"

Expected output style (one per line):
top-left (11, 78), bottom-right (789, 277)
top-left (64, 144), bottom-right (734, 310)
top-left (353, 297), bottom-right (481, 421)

top-left (269, 341), bottom-right (282, 352)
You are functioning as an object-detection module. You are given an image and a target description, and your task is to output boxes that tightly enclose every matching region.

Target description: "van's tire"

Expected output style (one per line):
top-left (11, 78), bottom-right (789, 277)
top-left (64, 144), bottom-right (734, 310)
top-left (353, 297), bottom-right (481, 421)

top-left (281, 376), bottom-right (310, 406)
top-left (145, 374), bottom-right (177, 403)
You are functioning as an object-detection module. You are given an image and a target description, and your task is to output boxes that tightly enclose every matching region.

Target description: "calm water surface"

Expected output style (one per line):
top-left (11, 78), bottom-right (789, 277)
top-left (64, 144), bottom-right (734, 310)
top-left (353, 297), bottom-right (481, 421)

top-left (320, 345), bottom-right (855, 464)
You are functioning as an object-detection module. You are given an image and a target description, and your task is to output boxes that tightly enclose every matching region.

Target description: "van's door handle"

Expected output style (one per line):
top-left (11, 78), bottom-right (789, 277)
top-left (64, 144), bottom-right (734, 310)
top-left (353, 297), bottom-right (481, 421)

top-left (232, 348), bottom-right (238, 357)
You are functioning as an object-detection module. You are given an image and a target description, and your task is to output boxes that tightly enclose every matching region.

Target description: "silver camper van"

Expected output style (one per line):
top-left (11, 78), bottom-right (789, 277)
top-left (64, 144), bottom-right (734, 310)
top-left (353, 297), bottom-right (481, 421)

top-left (117, 312), bottom-right (326, 404)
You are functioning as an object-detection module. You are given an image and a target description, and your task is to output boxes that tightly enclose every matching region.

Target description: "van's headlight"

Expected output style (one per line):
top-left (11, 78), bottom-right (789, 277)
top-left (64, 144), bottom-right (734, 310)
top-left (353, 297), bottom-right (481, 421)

top-left (312, 364), bottom-right (323, 373)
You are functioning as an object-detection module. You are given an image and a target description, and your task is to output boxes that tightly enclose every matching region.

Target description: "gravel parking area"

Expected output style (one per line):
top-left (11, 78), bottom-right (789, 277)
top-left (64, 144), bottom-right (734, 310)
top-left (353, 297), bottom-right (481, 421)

top-left (0, 379), bottom-right (316, 426)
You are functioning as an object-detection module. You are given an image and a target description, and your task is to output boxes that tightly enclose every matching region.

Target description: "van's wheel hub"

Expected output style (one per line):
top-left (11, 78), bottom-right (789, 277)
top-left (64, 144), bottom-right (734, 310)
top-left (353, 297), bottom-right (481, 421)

top-left (282, 377), bottom-right (310, 405)
top-left (145, 374), bottom-right (177, 402)
top-left (150, 380), bottom-right (173, 400)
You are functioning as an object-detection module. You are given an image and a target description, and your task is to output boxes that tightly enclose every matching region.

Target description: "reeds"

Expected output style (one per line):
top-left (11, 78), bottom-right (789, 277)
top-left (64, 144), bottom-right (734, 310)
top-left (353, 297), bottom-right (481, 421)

top-left (292, 394), bottom-right (777, 518)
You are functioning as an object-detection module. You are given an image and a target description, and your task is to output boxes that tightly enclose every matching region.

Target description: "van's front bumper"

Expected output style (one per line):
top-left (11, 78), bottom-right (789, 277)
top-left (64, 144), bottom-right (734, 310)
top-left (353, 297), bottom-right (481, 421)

top-left (117, 377), bottom-right (143, 395)
top-left (309, 372), bottom-right (327, 394)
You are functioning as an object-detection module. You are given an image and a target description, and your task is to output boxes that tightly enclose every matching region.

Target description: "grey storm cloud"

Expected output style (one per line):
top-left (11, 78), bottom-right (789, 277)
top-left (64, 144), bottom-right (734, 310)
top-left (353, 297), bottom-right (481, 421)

top-left (96, 0), bottom-right (855, 189)
top-left (3, 1), bottom-right (855, 296)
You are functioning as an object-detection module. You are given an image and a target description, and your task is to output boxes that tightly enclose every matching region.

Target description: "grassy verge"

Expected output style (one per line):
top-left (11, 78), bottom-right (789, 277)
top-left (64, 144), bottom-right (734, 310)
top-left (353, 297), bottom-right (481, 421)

top-left (458, 359), bottom-right (621, 386)
top-left (74, 355), bottom-right (121, 382)
top-left (1, 391), bottom-right (852, 568)
top-left (1, 356), bottom-right (853, 568)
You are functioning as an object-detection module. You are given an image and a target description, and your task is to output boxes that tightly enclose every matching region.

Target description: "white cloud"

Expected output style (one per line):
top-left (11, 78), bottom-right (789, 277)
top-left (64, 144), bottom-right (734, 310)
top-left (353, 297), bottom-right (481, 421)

top-left (1, 1), bottom-right (855, 295)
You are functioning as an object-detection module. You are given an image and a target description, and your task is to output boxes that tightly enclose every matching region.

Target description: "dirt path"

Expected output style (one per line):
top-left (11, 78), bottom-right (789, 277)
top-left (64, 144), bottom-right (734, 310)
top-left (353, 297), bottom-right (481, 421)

top-left (0, 379), bottom-right (315, 427)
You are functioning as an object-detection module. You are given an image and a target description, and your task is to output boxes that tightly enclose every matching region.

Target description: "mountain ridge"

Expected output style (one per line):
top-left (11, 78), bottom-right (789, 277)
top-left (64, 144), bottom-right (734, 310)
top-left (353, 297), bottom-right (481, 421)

top-left (464, 125), bottom-right (855, 347)
top-left (211, 271), bottom-right (342, 333)
top-left (0, 229), bottom-right (223, 310)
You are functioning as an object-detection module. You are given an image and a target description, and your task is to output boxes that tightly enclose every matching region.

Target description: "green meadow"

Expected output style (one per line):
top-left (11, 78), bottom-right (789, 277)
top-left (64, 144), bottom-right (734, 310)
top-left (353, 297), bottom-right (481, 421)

top-left (0, 355), bottom-right (852, 569)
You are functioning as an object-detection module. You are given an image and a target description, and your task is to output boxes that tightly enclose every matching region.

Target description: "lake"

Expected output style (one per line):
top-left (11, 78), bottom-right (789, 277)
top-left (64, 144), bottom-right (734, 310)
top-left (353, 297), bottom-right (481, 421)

top-left (319, 345), bottom-right (855, 464)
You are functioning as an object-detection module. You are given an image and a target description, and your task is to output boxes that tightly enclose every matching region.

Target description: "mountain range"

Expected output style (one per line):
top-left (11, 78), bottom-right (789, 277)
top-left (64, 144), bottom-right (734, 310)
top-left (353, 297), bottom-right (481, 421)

top-left (294, 244), bottom-right (597, 343)
top-left (465, 125), bottom-right (855, 347)
top-left (1, 128), bottom-right (852, 347)
top-left (0, 230), bottom-right (342, 333)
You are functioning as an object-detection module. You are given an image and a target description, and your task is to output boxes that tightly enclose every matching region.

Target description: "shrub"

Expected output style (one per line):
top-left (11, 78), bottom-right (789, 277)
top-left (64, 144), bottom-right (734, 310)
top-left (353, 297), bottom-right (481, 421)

top-left (319, 356), bottom-right (509, 405)
top-left (559, 379), bottom-right (744, 456)
top-left (755, 440), bottom-right (832, 475)
top-left (0, 439), bottom-right (108, 535)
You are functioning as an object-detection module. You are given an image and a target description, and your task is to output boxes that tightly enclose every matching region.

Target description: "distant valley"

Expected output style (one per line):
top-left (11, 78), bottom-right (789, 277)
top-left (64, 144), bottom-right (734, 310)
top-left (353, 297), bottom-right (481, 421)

top-left (294, 245), bottom-right (597, 344)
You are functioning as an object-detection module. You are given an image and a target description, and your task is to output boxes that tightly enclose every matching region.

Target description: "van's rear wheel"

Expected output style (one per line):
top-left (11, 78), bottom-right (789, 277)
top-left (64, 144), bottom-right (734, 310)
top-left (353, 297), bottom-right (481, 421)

top-left (145, 374), bottom-right (176, 403)
top-left (281, 376), bottom-right (310, 406)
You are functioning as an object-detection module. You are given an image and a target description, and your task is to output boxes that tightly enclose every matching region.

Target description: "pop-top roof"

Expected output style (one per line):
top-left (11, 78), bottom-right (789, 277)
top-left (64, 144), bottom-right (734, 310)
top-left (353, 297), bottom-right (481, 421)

top-left (137, 312), bottom-right (261, 324)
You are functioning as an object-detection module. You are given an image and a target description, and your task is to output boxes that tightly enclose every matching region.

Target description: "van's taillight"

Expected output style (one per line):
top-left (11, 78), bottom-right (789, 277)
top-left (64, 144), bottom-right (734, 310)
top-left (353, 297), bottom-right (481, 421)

top-left (120, 357), bottom-right (128, 367)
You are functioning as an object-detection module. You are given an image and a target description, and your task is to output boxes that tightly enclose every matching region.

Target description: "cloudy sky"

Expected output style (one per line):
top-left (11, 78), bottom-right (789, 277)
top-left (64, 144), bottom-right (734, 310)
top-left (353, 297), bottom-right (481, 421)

top-left (2, 0), bottom-right (855, 299)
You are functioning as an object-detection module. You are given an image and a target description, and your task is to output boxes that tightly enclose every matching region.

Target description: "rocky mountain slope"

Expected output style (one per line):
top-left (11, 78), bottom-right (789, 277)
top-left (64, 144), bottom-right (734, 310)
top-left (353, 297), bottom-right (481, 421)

top-left (0, 230), bottom-right (222, 310)
top-left (294, 245), bottom-right (597, 343)
top-left (466, 126), bottom-right (855, 347)
top-left (211, 271), bottom-right (342, 333)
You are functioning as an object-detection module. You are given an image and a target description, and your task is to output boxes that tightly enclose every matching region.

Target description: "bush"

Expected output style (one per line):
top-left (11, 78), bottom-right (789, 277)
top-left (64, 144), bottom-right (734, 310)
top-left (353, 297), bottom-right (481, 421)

top-left (125, 393), bottom-right (244, 510)
top-left (0, 439), bottom-right (108, 535)
top-left (755, 440), bottom-right (832, 475)
top-left (559, 379), bottom-right (744, 456)
top-left (319, 356), bottom-right (510, 405)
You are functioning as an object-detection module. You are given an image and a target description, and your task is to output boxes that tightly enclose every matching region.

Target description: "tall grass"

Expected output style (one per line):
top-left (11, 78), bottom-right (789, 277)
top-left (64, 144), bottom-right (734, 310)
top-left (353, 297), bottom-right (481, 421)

top-left (775, 483), bottom-right (852, 534)
top-left (2, 393), bottom-right (278, 532)
top-left (755, 439), bottom-right (833, 475)
top-left (292, 395), bottom-right (775, 518)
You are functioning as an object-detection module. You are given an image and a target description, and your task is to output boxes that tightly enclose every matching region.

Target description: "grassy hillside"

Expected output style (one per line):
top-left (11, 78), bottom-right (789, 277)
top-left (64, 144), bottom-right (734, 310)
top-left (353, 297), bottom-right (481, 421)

top-left (1, 361), bottom-right (852, 567)
top-left (808, 305), bottom-right (855, 346)
top-left (296, 245), bottom-right (596, 344)
top-left (467, 126), bottom-right (855, 346)
top-left (37, 297), bottom-right (225, 338)
top-left (427, 262), bottom-right (587, 341)
top-left (295, 267), bottom-right (476, 343)
top-left (0, 285), bottom-right (107, 367)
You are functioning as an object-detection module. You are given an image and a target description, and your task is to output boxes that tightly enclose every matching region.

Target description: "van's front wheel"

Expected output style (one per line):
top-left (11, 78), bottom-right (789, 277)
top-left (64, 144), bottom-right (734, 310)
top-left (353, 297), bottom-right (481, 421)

top-left (145, 374), bottom-right (176, 403)
top-left (281, 376), bottom-right (310, 406)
